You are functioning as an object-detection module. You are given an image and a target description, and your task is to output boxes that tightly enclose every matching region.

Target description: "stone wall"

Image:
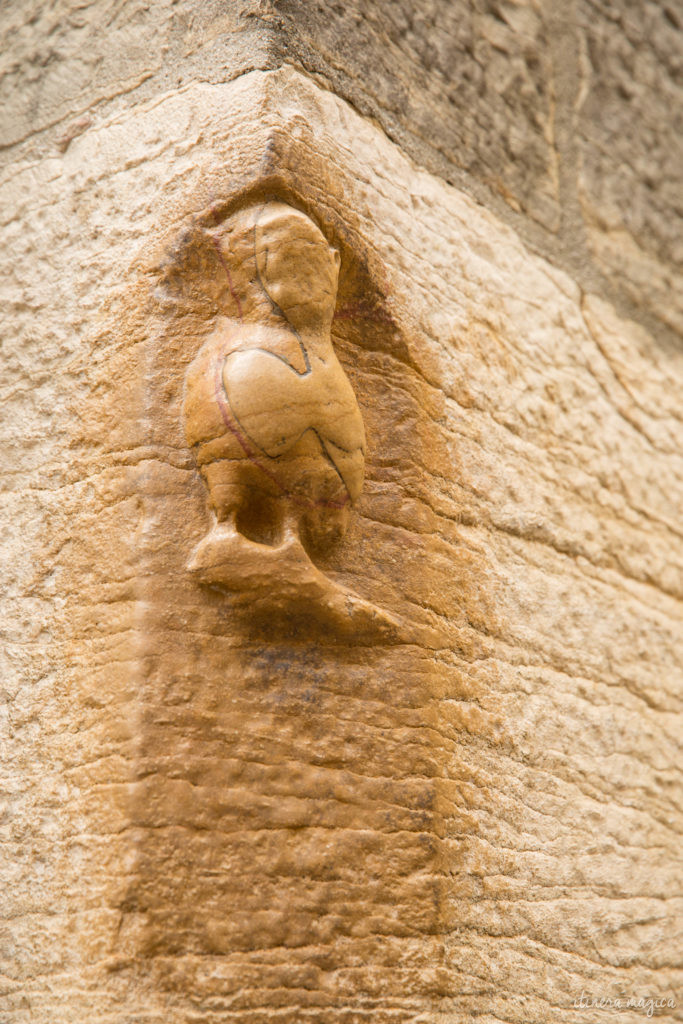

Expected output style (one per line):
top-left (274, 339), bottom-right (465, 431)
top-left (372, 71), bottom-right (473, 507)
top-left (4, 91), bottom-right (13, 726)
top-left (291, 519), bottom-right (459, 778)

top-left (3, 0), bottom-right (681, 341)
top-left (1, 4), bottom-right (681, 1024)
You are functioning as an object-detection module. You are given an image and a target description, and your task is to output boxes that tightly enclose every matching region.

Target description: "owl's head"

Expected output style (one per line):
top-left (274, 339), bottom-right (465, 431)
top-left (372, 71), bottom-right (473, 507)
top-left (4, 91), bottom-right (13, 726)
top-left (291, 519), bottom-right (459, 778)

top-left (213, 202), bottom-right (339, 333)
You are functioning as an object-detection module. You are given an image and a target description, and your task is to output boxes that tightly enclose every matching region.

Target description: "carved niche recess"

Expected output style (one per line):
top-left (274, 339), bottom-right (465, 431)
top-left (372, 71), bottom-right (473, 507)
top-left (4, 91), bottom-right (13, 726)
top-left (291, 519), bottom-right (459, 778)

top-left (183, 201), bottom-right (397, 636)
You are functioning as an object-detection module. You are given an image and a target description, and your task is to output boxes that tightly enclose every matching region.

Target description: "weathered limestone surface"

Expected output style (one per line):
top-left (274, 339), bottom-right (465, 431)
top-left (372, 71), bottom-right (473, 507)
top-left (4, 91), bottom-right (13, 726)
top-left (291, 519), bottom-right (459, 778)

top-left (576, 0), bottom-right (683, 336)
top-left (1, 62), bottom-right (681, 1022)
top-left (2, 0), bottom-right (681, 350)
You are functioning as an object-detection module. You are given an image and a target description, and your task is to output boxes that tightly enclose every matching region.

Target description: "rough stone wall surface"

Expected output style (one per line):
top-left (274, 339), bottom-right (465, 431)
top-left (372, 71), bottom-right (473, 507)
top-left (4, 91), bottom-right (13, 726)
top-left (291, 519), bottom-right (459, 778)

top-left (2, 0), bottom-right (681, 347)
top-left (0, 6), bottom-right (681, 1024)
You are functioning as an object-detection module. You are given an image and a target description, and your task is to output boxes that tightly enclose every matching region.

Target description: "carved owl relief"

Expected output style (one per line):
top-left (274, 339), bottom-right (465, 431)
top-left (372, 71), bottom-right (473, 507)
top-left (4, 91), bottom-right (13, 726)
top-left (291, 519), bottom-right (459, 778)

top-left (184, 200), bottom-right (365, 550)
top-left (182, 200), bottom-right (395, 635)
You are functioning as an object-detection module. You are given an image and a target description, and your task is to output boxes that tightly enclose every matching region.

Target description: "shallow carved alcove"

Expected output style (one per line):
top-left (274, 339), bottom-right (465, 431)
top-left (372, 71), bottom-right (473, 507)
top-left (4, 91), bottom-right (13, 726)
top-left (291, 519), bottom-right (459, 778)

top-left (119, 167), bottom-right (482, 1007)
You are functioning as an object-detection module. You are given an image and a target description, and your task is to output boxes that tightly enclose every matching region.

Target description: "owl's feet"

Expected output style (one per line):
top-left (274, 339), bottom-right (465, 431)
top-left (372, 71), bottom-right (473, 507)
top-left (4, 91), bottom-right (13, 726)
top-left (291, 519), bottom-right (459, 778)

top-left (188, 521), bottom-right (401, 643)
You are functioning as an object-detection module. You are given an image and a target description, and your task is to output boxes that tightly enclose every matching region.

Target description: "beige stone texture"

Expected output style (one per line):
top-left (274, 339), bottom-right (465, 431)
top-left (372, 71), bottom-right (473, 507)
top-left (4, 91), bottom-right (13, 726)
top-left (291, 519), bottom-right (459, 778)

top-left (4, 0), bottom-right (682, 352)
top-left (1, 59), bottom-right (681, 1022)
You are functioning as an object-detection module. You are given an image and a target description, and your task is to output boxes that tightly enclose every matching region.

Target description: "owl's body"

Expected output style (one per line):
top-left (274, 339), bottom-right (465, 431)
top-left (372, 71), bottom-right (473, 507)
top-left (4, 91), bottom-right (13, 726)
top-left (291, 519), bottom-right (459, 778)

top-left (184, 316), bottom-right (365, 548)
top-left (183, 201), bottom-right (366, 559)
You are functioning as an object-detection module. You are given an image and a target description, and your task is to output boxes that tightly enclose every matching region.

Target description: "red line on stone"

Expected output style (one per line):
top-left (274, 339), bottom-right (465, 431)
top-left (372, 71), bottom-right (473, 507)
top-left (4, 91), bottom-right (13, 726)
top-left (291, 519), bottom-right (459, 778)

top-left (333, 302), bottom-right (393, 324)
top-left (212, 237), bottom-right (243, 322)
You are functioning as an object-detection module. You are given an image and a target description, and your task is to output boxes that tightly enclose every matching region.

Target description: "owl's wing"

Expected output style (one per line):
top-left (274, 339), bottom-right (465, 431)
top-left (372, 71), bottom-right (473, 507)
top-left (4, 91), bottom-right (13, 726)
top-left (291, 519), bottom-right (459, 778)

top-left (223, 346), bottom-right (366, 502)
top-left (320, 438), bottom-right (365, 502)
top-left (223, 347), bottom-right (313, 456)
